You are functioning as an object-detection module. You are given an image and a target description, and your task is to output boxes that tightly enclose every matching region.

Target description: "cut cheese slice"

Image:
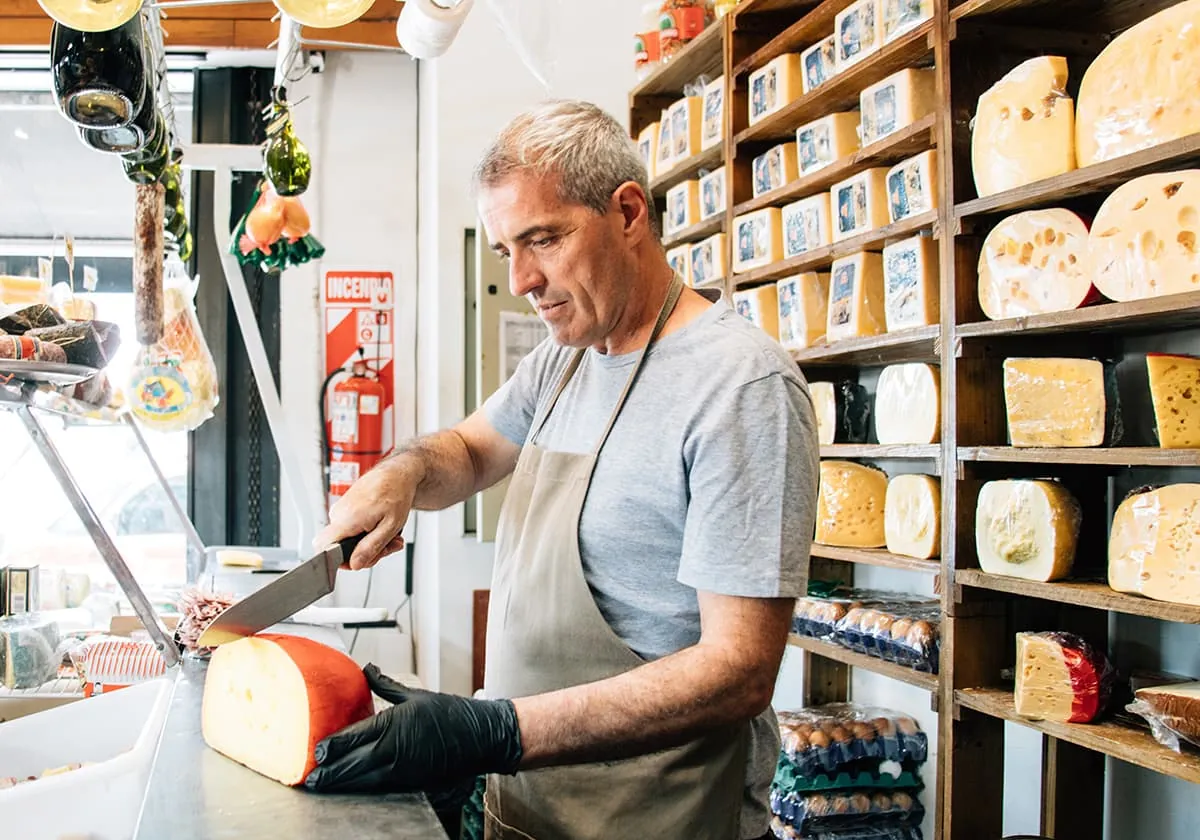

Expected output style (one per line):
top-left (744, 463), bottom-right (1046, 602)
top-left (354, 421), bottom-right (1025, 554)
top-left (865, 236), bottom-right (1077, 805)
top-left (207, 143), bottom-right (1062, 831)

top-left (664, 179), bottom-right (701, 236)
top-left (796, 112), bottom-right (861, 174)
top-left (666, 95), bottom-right (703, 165)
top-left (885, 473), bottom-right (940, 559)
top-left (800, 35), bottom-right (837, 94)
top-left (667, 244), bottom-right (692, 285)
top-left (777, 271), bottom-right (829, 351)
top-left (810, 380), bottom-right (871, 445)
top-left (882, 234), bottom-right (939, 331)
top-left (971, 56), bottom-right (1076, 198)
top-left (1148, 353), bottom-right (1200, 448)
top-left (1002, 357), bottom-right (1111, 447)
top-left (1132, 682), bottom-right (1200, 747)
top-left (978, 208), bottom-right (1095, 320)
top-left (860, 68), bottom-right (937, 146)
top-left (881, 0), bottom-right (932, 43)
top-left (733, 284), bottom-right (780, 341)
top-left (827, 251), bottom-right (886, 341)
top-left (749, 53), bottom-right (805, 126)
top-left (1015, 631), bottom-right (1111, 723)
top-left (835, 0), bottom-right (883, 72)
top-left (216, 549), bottom-right (264, 569)
top-left (782, 193), bottom-right (833, 258)
top-left (689, 233), bottom-right (727, 288)
top-left (875, 363), bottom-right (940, 445)
top-left (816, 460), bottom-right (888, 547)
top-left (1076, 0), bottom-right (1200, 167)
top-left (700, 167), bottom-right (726, 220)
top-left (1088, 170), bottom-right (1200, 302)
top-left (201, 634), bottom-right (376, 786)
top-left (886, 149), bottom-right (939, 223)
top-left (975, 479), bottom-right (1080, 581)
top-left (831, 167), bottom-right (890, 242)
top-left (733, 208), bottom-right (785, 273)
top-left (753, 142), bottom-right (800, 197)
top-left (637, 122), bottom-right (660, 180)
top-left (701, 76), bottom-right (725, 151)
top-left (1110, 484), bottom-right (1200, 605)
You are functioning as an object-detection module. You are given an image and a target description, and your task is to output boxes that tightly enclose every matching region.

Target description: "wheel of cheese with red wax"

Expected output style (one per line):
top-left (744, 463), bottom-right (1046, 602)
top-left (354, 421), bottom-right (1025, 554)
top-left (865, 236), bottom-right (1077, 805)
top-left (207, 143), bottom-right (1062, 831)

top-left (1109, 483), bottom-right (1200, 606)
top-left (816, 460), bottom-right (888, 548)
top-left (201, 634), bottom-right (376, 786)
top-left (884, 474), bottom-right (940, 560)
top-left (975, 479), bottom-right (1080, 582)
top-left (977, 209), bottom-right (1096, 320)
top-left (874, 363), bottom-right (940, 445)
top-left (1015, 631), bottom-right (1112, 724)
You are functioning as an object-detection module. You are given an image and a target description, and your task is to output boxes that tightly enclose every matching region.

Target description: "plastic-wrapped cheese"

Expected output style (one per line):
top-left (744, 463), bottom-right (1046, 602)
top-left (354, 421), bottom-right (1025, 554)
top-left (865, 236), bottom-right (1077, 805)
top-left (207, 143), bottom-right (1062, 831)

top-left (1002, 357), bottom-right (1114, 447)
top-left (667, 244), bottom-right (691, 284)
top-left (978, 209), bottom-right (1095, 320)
top-left (202, 634), bottom-right (376, 786)
top-left (733, 284), bottom-right (780, 341)
top-left (1088, 170), bottom-right (1200, 302)
top-left (882, 0), bottom-right (932, 42)
top-left (700, 167), bottom-right (725, 221)
top-left (1076, 0), bottom-right (1200, 167)
top-left (883, 234), bottom-right (939, 331)
top-left (689, 233), bottom-right (727, 288)
top-left (810, 380), bottom-right (870, 445)
top-left (800, 35), bottom-right (837, 94)
top-left (975, 479), bottom-right (1080, 581)
top-left (701, 76), bottom-right (725, 151)
top-left (782, 194), bottom-right (832, 259)
top-left (1148, 354), bottom-right (1200, 448)
top-left (835, 0), bottom-right (883, 72)
top-left (666, 95), bottom-right (703, 165)
top-left (1015, 631), bottom-right (1112, 724)
top-left (733, 208), bottom-right (784, 273)
top-left (637, 122), bottom-right (660, 180)
top-left (777, 271), bottom-right (829, 350)
top-left (796, 112), bottom-right (861, 174)
top-left (885, 474), bottom-right (940, 559)
top-left (1110, 484), bottom-right (1200, 605)
top-left (971, 56), bottom-right (1076, 198)
top-left (749, 53), bottom-right (805, 125)
top-left (816, 460), bottom-right (888, 548)
top-left (886, 149), bottom-right (939, 223)
top-left (875, 363), bottom-right (940, 445)
top-left (664, 179), bottom-right (700, 236)
top-left (860, 68), bottom-right (937, 146)
top-left (1130, 682), bottom-right (1200, 749)
top-left (753, 142), bottom-right (800, 197)
top-left (832, 168), bottom-right (890, 242)
top-left (827, 251), bottom-right (886, 341)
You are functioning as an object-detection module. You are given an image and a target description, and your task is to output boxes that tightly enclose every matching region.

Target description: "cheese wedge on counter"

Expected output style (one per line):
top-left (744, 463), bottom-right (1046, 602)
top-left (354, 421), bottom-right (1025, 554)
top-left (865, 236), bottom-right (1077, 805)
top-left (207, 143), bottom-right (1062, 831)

top-left (1002, 357), bottom-right (1113, 447)
top-left (1089, 170), bottom-right (1200, 302)
top-left (701, 76), bottom-right (725, 151)
top-left (689, 233), bottom-right (727, 288)
top-left (827, 251), bottom-right (887, 341)
top-left (664, 179), bottom-right (701, 236)
top-left (1076, 0), bottom-right (1200, 167)
top-left (733, 208), bottom-right (785, 273)
top-left (753, 142), bottom-right (800, 197)
top-left (881, 0), bottom-right (932, 42)
top-left (777, 271), bottom-right (830, 351)
top-left (860, 68), bottom-right (938, 146)
top-left (637, 122), bottom-right (660, 180)
top-left (886, 150), bottom-right (939, 223)
top-left (666, 95), bottom-right (704, 164)
top-left (882, 234), bottom-right (939, 331)
top-left (885, 474), bottom-right (940, 560)
top-left (782, 193), bottom-right (833, 258)
top-left (975, 479), bottom-right (1081, 582)
top-left (835, 0), bottom-right (883, 71)
top-left (800, 35), bottom-right (837, 94)
top-left (796, 112), bottom-right (861, 175)
top-left (733, 284), bottom-right (781, 340)
top-left (816, 460), bottom-right (888, 548)
top-left (978, 208), bottom-right (1094, 320)
top-left (1110, 484), bottom-right (1200, 606)
top-left (1148, 354), bottom-right (1200, 448)
top-left (810, 380), bottom-right (871, 445)
top-left (832, 168), bottom-right (891, 242)
top-left (875, 363), bottom-right (940, 445)
top-left (749, 53), bottom-right (805, 126)
top-left (971, 56), bottom-right (1076, 198)
top-left (700, 167), bottom-right (726, 220)
top-left (1015, 631), bottom-right (1110, 723)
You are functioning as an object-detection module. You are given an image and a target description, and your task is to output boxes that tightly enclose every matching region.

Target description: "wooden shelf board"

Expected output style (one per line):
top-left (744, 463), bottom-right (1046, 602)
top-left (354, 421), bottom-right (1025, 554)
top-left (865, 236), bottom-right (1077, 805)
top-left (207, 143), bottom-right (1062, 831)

top-left (955, 570), bottom-right (1200, 624)
top-left (734, 114), bottom-right (937, 216)
top-left (733, 0), bottom-right (855, 77)
top-left (789, 325), bottom-right (940, 367)
top-left (631, 22), bottom-right (725, 99)
top-left (958, 446), bottom-right (1200, 467)
top-left (956, 292), bottom-right (1200, 339)
top-left (955, 130), bottom-right (1200, 219)
top-left (956, 688), bottom-right (1200, 785)
top-left (788, 634), bottom-right (939, 690)
top-left (821, 444), bottom-right (940, 460)
top-left (735, 0), bottom-right (824, 17)
top-left (651, 146), bottom-right (725, 198)
top-left (735, 21), bottom-right (935, 145)
top-left (662, 215), bottom-right (724, 249)
top-left (811, 543), bottom-right (940, 574)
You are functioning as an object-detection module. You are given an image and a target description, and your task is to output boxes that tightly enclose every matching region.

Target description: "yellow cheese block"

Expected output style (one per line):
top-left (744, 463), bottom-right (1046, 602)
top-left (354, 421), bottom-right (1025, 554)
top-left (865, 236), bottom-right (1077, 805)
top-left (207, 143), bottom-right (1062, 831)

top-left (875, 363), bottom-right (940, 445)
top-left (637, 122), bottom-right (660, 180)
top-left (216, 549), bottom-right (265, 569)
top-left (978, 208), bottom-right (1093, 320)
top-left (733, 284), bottom-right (781, 341)
top-left (1148, 354), bottom-right (1200, 448)
top-left (666, 96), bottom-right (704, 166)
top-left (1076, 0), bottom-right (1200, 167)
top-left (664, 179), bottom-right (701, 236)
top-left (667, 244), bottom-right (692, 285)
top-left (886, 149), bottom-right (939, 223)
top-left (700, 167), bottom-right (726, 220)
top-left (0, 275), bottom-right (47, 306)
top-left (796, 112), bottom-right (861, 174)
top-left (884, 474), bottom-right (940, 560)
top-left (827, 251), bottom-right (887, 341)
top-left (831, 167), bottom-right (891, 242)
top-left (782, 193), bottom-right (833, 259)
top-left (816, 460), bottom-right (888, 548)
top-left (835, 0), bottom-right (883, 72)
top-left (800, 35), bottom-right (837, 94)
top-left (1110, 484), bottom-right (1200, 605)
top-left (733, 208), bottom-right (785, 273)
top-left (753, 142), bottom-right (801, 197)
top-left (881, 0), bottom-right (932, 43)
top-left (1002, 357), bottom-right (1106, 447)
top-left (1014, 631), bottom-right (1108, 723)
top-left (749, 53), bottom-right (805, 126)
top-left (972, 56), bottom-right (1076, 198)
top-left (777, 271), bottom-right (829, 351)
top-left (975, 480), bottom-right (1080, 581)
top-left (701, 76), bottom-right (725, 151)
top-left (860, 68), bottom-right (937, 146)
top-left (689, 233), bottom-right (728, 288)
top-left (1089, 170), bottom-right (1200, 302)
top-left (882, 234), bottom-right (939, 332)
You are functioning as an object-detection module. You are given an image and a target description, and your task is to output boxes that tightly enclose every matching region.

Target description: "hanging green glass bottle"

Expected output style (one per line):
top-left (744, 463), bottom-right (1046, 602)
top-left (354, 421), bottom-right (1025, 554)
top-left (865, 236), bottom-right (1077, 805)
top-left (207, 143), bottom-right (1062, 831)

top-left (121, 112), bottom-right (169, 185)
top-left (50, 14), bottom-right (147, 128)
top-left (263, 93), bottom-right (312, 197)
top-left (161, 162), bottom-right (182, 224)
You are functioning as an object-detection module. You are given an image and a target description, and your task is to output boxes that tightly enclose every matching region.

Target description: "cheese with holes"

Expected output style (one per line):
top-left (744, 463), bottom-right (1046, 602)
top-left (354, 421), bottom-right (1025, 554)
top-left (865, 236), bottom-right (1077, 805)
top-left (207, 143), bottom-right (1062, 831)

top-left (796, 112), bottom-right (861, 174)
top-left (810, 380), bottom-right (871, 445)
top-left (1089, 170), bottom-right (1200, 302)
top-left (1015, 631), bottom-right (1111, 723)
top-left (887, 149), bottom-right (939, 223)
top-left (700, 167), bottom-right (726, 220)
top-left (860, 68), bottom-right (938, 146)
top-left (664, 179), bottom-right (701, 236)
top-left (637, 122), bottom-right (660, 180)
top-left (733, 208), bottom-right (785, 273)
top-left (202, 634), bottom-right (376, 786)
top-left (1076, 0), bottom-right (1200, 167)
top-left (753, 142), bottom-right (800, 197)
top-left (800, 35), bottom-right (837, 94)
top-left (835, 0), bottom-right (882, 72)
top-left (978, 209), bottom-right (1095, 319)
top-left (701, 76), bottom-right (725, 151)
top-left (734, 284), bottom-right (780, 341)
top-left (827, 251), bottom-right (886, 341)
top-left (1003, 357), bottom-right (1108, 447)
top-left (876, 363), bottom-right (940, 445)
top-left (782, 194), bottom-right (833, 259)
top-left (885, 474), bottom-right (940, 559)
top-left (882, 0), bottom-right (932, 43)
top-left (666, 95), bottom-right (703, 165)
top-left (1110, 484), bottom-right (1200, 605)
top-left (749, 53), bottom-right (805, 126)
top-left (690, 233), bottom-right (727, 287)
top-left (832, 168), bottom-right (890, 241)
top-left (975, 480), bottom-right (1081, 581)
top-left (816, 460), bottom-right (888, 547)
top-left (883, 234), bottom-right (939, 331)
top-left (972, 56), bottom-right (1076, 198)
top-left (1148, 354), bottom-right (1200, 448)
top-left (777, 271), bottom-right (830, 350)
top-left (667, 244), bottom-right (692, 285)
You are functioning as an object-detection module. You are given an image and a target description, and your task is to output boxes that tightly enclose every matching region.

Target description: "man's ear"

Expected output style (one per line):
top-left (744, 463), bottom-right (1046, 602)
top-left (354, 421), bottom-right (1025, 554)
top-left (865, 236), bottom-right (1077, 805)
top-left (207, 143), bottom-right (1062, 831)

top-left (612, 181), bottom-right (652, 242)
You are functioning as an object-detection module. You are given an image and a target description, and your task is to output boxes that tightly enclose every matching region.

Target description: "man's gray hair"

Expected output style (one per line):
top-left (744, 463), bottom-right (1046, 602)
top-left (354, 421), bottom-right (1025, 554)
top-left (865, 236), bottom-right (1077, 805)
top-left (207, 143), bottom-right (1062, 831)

top-left (472, 99), bottom-right (660, 237)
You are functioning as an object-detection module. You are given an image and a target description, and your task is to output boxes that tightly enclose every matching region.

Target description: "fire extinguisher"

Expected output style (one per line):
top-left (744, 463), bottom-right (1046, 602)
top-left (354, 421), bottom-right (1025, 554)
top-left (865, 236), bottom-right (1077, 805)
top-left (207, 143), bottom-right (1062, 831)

top-left (320, 346), bottom-right (388, 511)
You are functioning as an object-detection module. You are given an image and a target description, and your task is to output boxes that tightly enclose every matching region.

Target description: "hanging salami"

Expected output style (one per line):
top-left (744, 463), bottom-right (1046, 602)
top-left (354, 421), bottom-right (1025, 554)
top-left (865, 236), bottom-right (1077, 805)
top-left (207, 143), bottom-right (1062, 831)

top-left (133, 181), bottom-right (165, 345)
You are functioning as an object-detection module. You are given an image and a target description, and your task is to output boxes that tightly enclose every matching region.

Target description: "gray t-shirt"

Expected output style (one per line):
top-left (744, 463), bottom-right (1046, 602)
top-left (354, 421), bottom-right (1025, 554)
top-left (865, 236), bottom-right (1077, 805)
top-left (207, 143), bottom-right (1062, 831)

top-left (483, 295), bottom-right (819, 838)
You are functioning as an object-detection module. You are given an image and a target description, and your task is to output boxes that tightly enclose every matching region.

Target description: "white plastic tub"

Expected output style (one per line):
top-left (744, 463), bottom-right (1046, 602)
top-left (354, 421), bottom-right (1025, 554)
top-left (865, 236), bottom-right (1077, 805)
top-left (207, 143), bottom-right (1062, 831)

top-left (0, 675), bottom-right (174, 840)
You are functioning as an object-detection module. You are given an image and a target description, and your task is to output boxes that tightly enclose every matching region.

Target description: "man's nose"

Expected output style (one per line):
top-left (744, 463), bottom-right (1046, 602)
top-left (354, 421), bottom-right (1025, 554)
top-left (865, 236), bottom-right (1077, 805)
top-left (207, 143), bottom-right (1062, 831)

top-left (509, 250), bottom-right (544, 298)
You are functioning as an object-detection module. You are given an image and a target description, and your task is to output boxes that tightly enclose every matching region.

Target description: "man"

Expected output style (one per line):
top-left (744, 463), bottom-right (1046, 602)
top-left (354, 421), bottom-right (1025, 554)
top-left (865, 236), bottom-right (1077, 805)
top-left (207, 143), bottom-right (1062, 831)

top-left (305, 100), bottom-right (819, 840)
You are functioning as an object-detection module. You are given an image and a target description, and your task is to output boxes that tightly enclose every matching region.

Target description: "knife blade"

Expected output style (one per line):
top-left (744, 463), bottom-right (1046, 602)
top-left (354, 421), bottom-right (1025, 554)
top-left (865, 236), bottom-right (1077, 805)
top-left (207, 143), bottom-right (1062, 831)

top-left (197, 535), bottom-right (365, 647)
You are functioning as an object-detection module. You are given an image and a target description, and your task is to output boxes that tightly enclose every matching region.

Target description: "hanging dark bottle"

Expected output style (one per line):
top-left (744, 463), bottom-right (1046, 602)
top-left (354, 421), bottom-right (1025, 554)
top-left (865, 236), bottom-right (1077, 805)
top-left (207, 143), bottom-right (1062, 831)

top-left (78, 63), bottom-right (157, 154)
top-left (51, 12), bottom-right (148, 129)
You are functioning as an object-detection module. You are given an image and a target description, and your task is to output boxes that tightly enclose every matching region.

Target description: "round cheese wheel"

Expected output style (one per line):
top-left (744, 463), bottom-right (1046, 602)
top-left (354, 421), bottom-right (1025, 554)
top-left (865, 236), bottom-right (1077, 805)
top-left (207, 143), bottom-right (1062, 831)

top-left (978, 209), bottom-right (1095, 320)
top-left (816, 460), bottom-right (888, 548)
top-left (884, 474), bottom-right (941, 560)
top-left (1109, 483), bottom-right (1200, 606)
top-left (874, 363), bottom-right (940, 445)
top-left (975, 479), bottom-right (1080, 582)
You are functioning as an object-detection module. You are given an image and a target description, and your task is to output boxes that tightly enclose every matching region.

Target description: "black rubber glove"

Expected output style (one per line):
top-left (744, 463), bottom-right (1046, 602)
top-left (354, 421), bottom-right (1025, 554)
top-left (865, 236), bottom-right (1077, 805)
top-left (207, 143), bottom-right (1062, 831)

top-left (304, 663), bottom-right (523, 794)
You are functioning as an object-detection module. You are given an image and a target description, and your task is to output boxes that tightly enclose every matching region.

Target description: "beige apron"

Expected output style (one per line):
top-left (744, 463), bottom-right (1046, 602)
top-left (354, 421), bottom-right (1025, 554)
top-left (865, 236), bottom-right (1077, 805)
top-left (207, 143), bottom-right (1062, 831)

top-left (482, 275), bottom-right (749, 840)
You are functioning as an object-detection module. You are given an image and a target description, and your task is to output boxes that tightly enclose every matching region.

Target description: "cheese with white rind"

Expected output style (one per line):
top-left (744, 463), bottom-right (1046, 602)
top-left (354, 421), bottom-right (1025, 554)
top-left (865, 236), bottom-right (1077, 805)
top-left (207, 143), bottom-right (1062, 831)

top-left (689, 233), bottom-right (727, 288)
top-left (733, 284), bottom-right (780, 341)
top-left (701, 76), bottom-right (725, 151)
top-left (699, 167), bottom-right (726, 221)
top-left (883, 234), bottom-right (939, 331)
top-left (875, 363), bottom-right (940, 445)
top-left (1088, 170), bottom-right (1200, 302)
top-left (881, 0), bottom-right (932, 43)
top-left (1110, 484), bottom-right (1200, 606)
top-left (749, 53), bottom-right (805, 126)
top-left (971, 56), bottom-right (1076, 198)
top-left (777, 271), bottom-right (830, 350)
top-left (832, 167), bottom-right (890, 242)
top-left (860, 68), bottom-right (937, 146)
top-left (782, 193), bottom-right (833, 259)
top-left (664, 179), bottom-right (701, 236)
top-left (810, 380), bottom-right (871, 445)
top-left (753, 142), bottom-right (800, 197)
top-left (886, 149), bottom-right (939, 223)
top-left (796, 112), bottom-right (861, 175)
top-left (666, 96), bottom-right (703, 165)
top-left (827, 251), bottom-right (887, 341)
top-left (1148, 353), bottom-right (1200, 448)
top-left (733, 208), bottom-right (785, 273)
top-left (816, 460), bottom-right (888, 548)
top-left (975, 480), bottom-right (1081, 582)
top-left (637, 122), bottom-right (660, 180)
top-left (800, 35), bottom-right (837, 94)
top-left (1015, 631), bottom-right (1110, 724)
top-left (885, 473), bottom-right (940, 559)
top-left (835, 0), bottom-right (882, 72)
top-left (1076, 0), bottom-right (1200, 167)
top-left (1002, 357), bottom-right (1121, 447)
top-left (978, 208), bottom-right (1095, 320)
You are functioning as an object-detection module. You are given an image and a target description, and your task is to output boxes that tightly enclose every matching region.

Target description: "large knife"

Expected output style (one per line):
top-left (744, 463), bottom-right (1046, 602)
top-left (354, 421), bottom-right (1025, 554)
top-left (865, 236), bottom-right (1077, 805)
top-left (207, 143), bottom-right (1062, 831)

top-left (197, 535), bottom-right (365, 647)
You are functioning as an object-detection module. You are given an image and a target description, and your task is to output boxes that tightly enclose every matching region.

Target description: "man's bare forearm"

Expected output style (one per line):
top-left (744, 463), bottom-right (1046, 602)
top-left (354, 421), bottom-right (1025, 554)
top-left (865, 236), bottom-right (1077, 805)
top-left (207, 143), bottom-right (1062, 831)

top-left (383, 430), bottom-right (481, 511)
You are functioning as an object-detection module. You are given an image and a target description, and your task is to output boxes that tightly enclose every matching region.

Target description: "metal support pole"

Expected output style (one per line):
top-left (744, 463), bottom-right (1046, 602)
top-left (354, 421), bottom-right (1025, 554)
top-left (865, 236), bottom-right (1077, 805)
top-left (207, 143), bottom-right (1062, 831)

top-left (124, 413), bottom-right (206, 557)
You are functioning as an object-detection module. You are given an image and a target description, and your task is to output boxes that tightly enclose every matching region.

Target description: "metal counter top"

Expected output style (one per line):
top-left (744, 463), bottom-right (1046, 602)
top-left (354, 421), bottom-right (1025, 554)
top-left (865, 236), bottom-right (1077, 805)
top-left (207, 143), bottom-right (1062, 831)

top-left (134, 657), bottom-right (449, 839)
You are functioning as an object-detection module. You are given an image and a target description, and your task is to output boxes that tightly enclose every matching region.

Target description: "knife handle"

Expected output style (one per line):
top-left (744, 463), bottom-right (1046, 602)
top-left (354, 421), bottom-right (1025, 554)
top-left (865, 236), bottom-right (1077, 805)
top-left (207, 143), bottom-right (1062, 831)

top-left (338, 534), bottom-right (367, 565)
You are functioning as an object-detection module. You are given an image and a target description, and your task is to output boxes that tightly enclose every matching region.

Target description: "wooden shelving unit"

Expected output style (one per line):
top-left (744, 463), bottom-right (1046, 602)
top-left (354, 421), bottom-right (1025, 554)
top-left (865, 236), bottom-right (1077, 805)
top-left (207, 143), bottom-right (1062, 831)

top-left (954, 571), bottom-right (1200, 624)
top-left (811, 543), bottom-right (940, 574)
top-left (790, 325), bottom-right (940, 366)
top-left (788, 634), bottom-right (939, 693)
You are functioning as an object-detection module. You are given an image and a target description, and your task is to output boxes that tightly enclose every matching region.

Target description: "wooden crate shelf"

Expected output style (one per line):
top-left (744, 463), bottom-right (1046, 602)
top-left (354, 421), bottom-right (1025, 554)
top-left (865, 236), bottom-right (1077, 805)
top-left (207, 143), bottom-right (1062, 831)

top-left (788, 634), bottom-right (939, 691)
top-left (789, 325), bottom-right (940, 367)
top-left (663, 215), bottom-right (724, 249)
top-left (735, 0), bottom-right (825, 18)
top-left (958, 447), bottom-right (1200, 467)
top-left (956, 292), bottom-right (1200, 339)
top-left (811, 543), bottom-right (940, 574)
top-left (651, 146), bottom-right (725, 198)
top-left (733, 0), bottom-right (855, 77)
top-left (631, 22), bottom-right (725, 99)
top-left (821, 444), bottom-right (940, 460)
